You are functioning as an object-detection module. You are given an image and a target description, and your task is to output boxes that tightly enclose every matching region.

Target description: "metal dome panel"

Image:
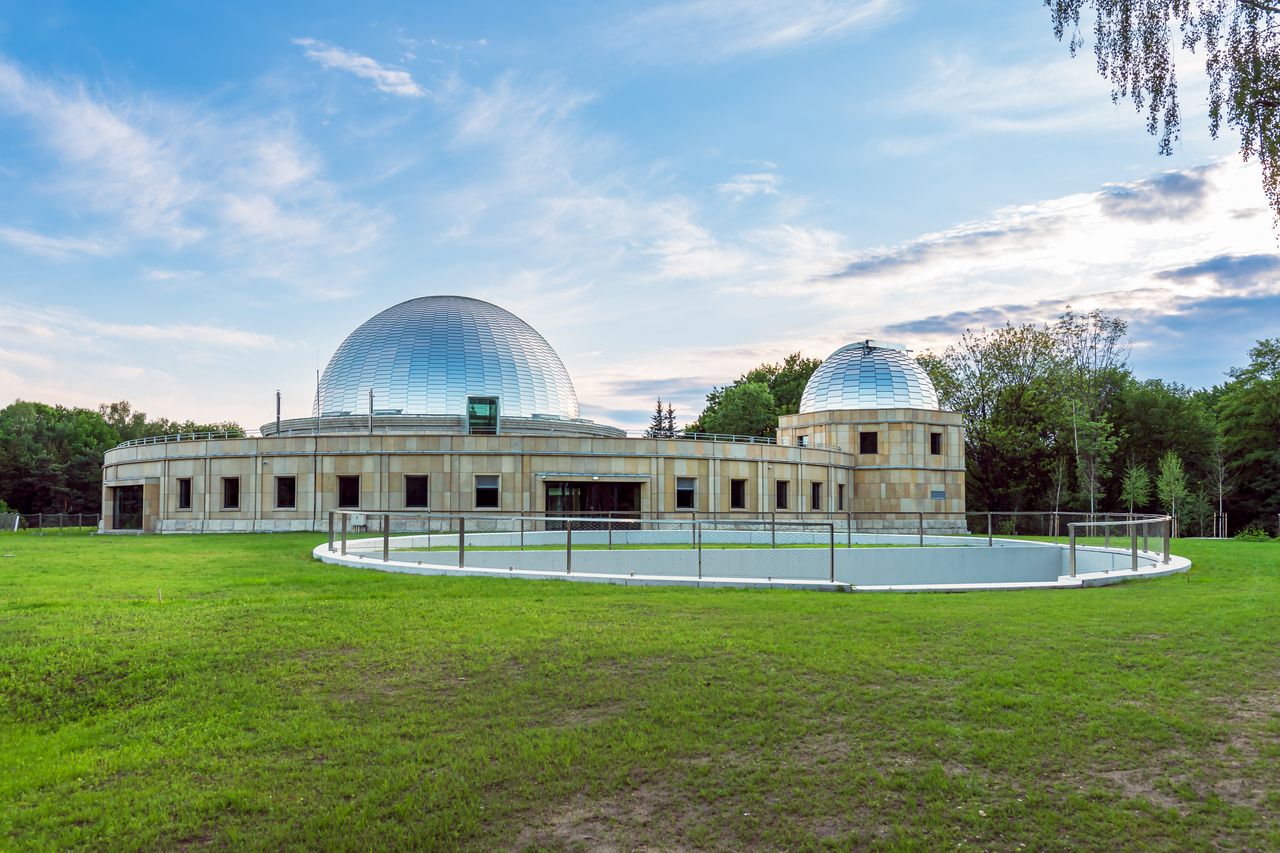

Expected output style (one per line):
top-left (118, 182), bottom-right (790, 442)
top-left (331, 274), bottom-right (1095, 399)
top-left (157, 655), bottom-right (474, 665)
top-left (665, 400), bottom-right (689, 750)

top-left (799, 340), bottom-right (938, 412)
top-left (316, 296), bottom-right (580, 420)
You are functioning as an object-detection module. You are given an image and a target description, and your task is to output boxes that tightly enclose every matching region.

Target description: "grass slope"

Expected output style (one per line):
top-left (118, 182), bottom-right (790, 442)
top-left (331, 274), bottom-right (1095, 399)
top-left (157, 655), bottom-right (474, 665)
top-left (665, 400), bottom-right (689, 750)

top-left (1, 533), bottom-right (1277, 850)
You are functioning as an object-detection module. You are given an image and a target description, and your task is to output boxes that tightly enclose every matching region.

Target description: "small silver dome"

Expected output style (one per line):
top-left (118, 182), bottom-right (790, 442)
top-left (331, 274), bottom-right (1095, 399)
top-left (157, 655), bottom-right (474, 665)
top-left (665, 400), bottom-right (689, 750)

top-left (799, 340), bottom-right (938, 412)
top-left (316, 296), bottom-right (580, 419)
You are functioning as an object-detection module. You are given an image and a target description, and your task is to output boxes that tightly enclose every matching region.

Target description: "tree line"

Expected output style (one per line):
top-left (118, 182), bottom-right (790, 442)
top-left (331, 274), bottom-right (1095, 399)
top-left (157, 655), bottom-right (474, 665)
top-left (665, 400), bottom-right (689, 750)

top-left (682, 311), bottom-right (1278, 533)
top-left (0, 400), bottom-right (241, 514)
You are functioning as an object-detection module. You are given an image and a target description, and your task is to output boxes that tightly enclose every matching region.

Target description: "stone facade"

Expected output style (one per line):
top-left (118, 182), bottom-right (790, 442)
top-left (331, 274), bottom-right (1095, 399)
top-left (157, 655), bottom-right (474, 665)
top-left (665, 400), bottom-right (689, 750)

top-left (101, 407), bottom-right (965, 533)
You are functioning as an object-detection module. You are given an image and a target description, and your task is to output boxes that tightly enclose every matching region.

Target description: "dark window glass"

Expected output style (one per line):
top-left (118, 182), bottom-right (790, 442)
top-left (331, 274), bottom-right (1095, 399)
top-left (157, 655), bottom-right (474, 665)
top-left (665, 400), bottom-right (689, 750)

top-left (337, 475), bottom-right (360, 508)
top-left (467, 397), bottom-right (499, 435)
top-left (797, 435), bottom-right (808, 447)
top-left (811, 482), bottom-right (822, 511)
top-left (837, 483), bottom-right (846, 511)
top-left (222, 477), bottom-right (240, 510)
top-left (405, 475), bottom-right (430, 508)
top-left (931, 489), bottom-right (946, 500)
top-left (775, 480), bottom-right (789, 510)
top-left (475, 474), bottom-right (500, 509)
top-left (675, 477), bottom-right (696, 510)
top-left (177, 478), bottom-right (192, 510)
top-left (860, 431), bottom-right (878, 454)
top-left (276, 476), bottom-right (296, 509)
top-left (930, 432), bottom-right (943, 455)
top-left (730, 478), bottom-right (747, 510)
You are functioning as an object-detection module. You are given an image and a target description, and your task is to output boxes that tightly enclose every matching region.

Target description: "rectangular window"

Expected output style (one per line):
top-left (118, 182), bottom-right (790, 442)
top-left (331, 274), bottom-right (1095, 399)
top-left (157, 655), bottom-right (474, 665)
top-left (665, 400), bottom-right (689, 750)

top-left (177, 478), bottom-right (192, 510)
top-left (337, 475), bottom-right (360, 509)
top-left (775, 480), bottom-right (789, 510)
top-left (930, 432), bottom-right (943, 455)
top-left (730, 478), bottom-right (747, 510)
top-left (275, 476), bottom-right (297, 509)
top-left (930, 489), bottom-right (946, 501)
top-left (675, 477), bottom-right (696, 510)
top-left (405, 475), bottom-right (430, 508)
top-left (221, 477), bottom-right (239, 510)
top-left (859, 431), bottom-right (878, 454)
top-left (467, 396), bottom-right (499, 435)
top-left (837, 483), bottom-right (846, 511)
top-left (811, 481), bottom-right (823, 511)
top-left (475, 474), bottom-right (500, 509)
top-left (797, 434), bottom-right (808, 447)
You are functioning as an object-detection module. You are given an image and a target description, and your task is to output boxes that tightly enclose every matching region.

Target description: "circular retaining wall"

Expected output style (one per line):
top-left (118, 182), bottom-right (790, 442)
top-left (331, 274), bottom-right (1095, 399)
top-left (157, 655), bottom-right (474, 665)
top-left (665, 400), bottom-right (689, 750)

top-left (314, 531), bottom-right (1191, 592)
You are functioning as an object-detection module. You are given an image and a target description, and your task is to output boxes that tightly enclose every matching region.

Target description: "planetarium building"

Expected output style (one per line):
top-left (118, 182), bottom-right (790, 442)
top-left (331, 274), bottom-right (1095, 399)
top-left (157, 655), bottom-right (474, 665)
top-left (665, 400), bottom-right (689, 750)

top-left (100, 296), bottom-right (965, 533)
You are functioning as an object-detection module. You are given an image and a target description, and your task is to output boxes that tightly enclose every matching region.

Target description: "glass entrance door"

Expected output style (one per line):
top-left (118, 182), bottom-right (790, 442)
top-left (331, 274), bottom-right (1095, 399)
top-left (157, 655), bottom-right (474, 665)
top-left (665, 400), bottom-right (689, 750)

top-left (113, 485), bottom-right (143, 531)
top-left (544, 481), bottom-right (640, 529)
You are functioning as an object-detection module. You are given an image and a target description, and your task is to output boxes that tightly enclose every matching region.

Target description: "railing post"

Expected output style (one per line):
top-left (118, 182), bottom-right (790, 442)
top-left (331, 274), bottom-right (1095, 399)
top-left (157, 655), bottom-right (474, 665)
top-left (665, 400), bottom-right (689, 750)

top-left (987, 512), bottom-right (993, 547)
top-left (847, 510), bottom-right (852, 548)
top-left (459, 517), bottom-right (466, 569)
top-left (1130, 524), bottom-right (1138, 571)
top-left (565, 518), bottom-right (573, 574)
top-left (383, 513), bottom-right (390, 562)
top-left (771, 511), bottom-right (776, 549)
top-left (340, 512), bottom-right (348, 556)
top-left (520, 513), bottom-right (525, 550)
top-left (1162, 518), bottom-right (1171, 565)
top-left (1143, 521), bottom-right (1149, 554)
top-left (918, 512), bottom-right (924, 547)
top-left (696, 521), bottom-right (702, 579)
top-left (1068, 524), bottom-right (1077, 578)
top-left (328, 511), bottom-right (335, 552)
top-left (829, 523), bottom-right (835, 583)
top-left (1104, 514), bottom-right (1111, 550)
top-left (608, 519), bottom-right (613, 551)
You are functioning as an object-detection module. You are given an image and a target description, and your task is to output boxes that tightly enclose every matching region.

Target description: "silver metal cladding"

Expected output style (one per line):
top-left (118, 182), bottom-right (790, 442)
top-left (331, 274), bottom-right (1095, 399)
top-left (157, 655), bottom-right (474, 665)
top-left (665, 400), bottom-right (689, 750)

top-left (799, 340), bottom-right (939, 413)
top-left (315, 296), bottom-right (581, 420)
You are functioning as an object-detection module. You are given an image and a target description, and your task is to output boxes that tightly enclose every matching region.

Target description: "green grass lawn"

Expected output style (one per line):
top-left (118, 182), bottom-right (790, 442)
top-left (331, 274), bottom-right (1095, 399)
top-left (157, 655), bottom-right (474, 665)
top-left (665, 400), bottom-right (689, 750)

top-left (1, 533), bottom-right (1277, 850)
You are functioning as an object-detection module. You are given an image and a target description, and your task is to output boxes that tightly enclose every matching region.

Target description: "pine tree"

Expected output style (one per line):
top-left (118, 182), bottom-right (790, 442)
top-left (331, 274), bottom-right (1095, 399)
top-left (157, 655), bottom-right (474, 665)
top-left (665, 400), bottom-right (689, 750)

top-left (664, 402), bottom-right (677, 437)
top-left (645, 398), bottom-right (668, 438)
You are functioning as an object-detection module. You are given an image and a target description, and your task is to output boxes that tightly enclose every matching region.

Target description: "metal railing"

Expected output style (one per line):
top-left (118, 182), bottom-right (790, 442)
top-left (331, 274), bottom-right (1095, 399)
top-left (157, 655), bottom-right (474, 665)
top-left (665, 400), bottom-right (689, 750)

top-left (113, 430), bottom-right (251, 449)
top-left (328, 510), bottom-right (841, 583)
top-left (0, 512), bottom-right (101, 533)
top-left (1066, 516), bottom-right (1172, 577)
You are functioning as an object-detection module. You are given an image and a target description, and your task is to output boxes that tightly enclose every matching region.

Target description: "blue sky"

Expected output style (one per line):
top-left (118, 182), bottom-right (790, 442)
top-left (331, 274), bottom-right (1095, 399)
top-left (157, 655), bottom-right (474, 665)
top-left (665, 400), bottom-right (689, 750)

top-left (0, 0), bottom-right (1275, 431)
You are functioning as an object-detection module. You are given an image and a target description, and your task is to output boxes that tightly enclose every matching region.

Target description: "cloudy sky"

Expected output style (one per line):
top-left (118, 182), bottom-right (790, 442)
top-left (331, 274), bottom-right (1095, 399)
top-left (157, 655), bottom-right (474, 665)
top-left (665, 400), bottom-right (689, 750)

top-left (0, 0), bottom-right (1275, 431)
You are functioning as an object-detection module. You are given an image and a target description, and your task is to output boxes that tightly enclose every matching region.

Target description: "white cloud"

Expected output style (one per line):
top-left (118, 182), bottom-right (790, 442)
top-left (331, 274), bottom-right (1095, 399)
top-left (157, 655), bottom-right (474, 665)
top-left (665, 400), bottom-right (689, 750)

top-left (616, 0), bottom-right (905, 62)
top-left (0, 56), bottom-right (385, 289)
top-left (0, 226), bottom-right (111, 258)
top-left (715, 172), bottom-right (781, 200)
top-left (293, 38), bottom-right (427, 98)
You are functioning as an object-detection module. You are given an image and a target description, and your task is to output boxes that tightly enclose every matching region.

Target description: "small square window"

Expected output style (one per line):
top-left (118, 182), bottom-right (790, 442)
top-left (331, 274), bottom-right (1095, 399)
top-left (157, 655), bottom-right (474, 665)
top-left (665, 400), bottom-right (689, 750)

top-left (405, 475), bottom-right (429, 508)
top-left (730, 478), bottom-right (747, 510)
top-left (337, 475), bottom-right (360, 509)
top-left (859, 431), bottom-right (878, 454)
top-left (475, 474), bottom-right (500, 509)
top-left (675, 477), bottom-right (696, 510)
top-left (177, 478), bottom-right (192, 510)
top-left (276, 476), bottom-right (296, 509)
top-left (221, 477), bottom-right (240, 510)
top-left (930, 432), bottom-right (943, 455)
top-left (811, 481), bottom-right (823, 511)
top-left (775, 480), bottom-right (789, 510)
top-left (930, 489), bottom-right (946, 501)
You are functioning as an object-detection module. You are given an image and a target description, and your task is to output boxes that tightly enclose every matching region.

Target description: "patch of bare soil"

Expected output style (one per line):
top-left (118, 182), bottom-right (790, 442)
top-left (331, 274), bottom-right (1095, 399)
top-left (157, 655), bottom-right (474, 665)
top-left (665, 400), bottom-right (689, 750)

top-left (1091, 686), bottom-right (1280, 819)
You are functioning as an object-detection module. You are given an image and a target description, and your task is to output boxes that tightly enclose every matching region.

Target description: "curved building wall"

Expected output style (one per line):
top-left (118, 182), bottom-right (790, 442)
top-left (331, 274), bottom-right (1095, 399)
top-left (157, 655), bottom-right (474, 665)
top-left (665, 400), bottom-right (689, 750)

top-left (100, 433), bottom-right (969, 534)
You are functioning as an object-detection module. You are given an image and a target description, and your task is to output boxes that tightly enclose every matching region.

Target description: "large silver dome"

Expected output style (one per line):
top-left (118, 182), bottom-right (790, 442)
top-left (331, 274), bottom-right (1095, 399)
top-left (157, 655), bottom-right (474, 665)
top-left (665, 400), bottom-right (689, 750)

top-left (316, 296), bottom-right (580, 419)
top-left (799, 340), bottom-right (938, 412)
